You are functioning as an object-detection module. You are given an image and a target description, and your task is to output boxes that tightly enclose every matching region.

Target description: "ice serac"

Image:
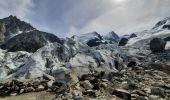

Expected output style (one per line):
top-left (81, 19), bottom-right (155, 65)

top-left (0, 49), bottom-right (31, 80)
top-left (4, 38), bottom-right (120, 80)
top-left (0, 15), bottom-right (35, 43)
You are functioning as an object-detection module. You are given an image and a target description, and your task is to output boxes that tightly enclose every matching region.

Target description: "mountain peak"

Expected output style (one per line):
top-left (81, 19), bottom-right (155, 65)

top-left (0, 15), bottom-right (36, 43)
top-left (152, 17), bottom-right (170, 30)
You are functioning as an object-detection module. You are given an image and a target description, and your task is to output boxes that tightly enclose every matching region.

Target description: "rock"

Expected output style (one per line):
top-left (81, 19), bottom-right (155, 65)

top-left (136, 96), bottom-right (148, 100)
top-left (119, 38), bottom-right (128, 46)
top-left (83, 90), bottom-right (99, 98)
top-left (129, 33), bottom-right (137, 38)
top-left (72, 90), bottom-right (82, 97)
top-left (0, 15), bottom-right (35, 43)
top-left (35, 85), bottom-right (45, 92)
top-left (150, 38), bottom-right (166, 53)
top-left (51, 81), bottom-right (68, 94)
top-left (163, 24), bottom-right (170, 30)
top-left (100, 82), bottom-right (107, 89)
top-left (112, 89), bottom-right (131, 100)
top-left (47, 80), bottom-right (54, 87)
top-left (10, 92), bottom-right (18, 96)
top-left (134, 90), bottom-right (147, 96)
top-left (19, 89), bottom-right (25, 94)
top-left (74, 96), bottom-right (84, 100)
top-left (80, 80), bottom-right (93, 90)
top-left (127, 61), bottom-right (137, 68)
top-left (148, 95), bottom-right (162, 100)
top-left (25, 87), bottom-right (35, 93)
top-left (151, 87), bottom-right (165, 97)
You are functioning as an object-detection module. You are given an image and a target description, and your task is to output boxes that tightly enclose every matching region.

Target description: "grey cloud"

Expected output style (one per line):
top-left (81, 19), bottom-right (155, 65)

top-left (0, 0), bottom-right (34, 19)
top-left (0, 0), bottom-right (170, 37)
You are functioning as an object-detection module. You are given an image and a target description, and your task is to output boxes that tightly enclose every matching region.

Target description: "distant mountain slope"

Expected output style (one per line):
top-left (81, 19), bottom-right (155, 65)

top-left (72, 31), bottom-right (119, 47)
top-left (123, 17), bottom-right (170, 49)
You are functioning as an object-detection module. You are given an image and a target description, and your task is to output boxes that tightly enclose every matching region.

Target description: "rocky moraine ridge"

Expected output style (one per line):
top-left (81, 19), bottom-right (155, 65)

top-left (0, 15), bottom-right (170, 100)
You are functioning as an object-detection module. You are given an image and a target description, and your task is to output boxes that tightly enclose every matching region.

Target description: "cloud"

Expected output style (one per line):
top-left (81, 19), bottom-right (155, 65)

top-left (0, 0), bottom-right (170, 37)
top-left (68, 0), bottom-right (170, 35)
top-left (0, 0), bottom-right (34, 19)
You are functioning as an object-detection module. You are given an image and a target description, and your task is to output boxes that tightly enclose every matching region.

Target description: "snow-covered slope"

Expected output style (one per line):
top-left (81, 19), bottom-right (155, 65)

top-left (126, 17), bottom-right (170, 48)
top-left (72, 31), bottom-right (119, 47)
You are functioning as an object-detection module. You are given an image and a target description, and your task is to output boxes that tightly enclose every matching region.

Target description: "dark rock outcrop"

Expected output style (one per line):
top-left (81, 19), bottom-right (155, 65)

top-left (150, 38), bottom-right (166, 53)
top-left (162, 24), bottom-right (170, 30)
top-left (129, 33), bottom-right (137, 38)
top-left (119, 38), bottom-right (128, 46)
top-left (1, 30), bottom-right (63, 52)
top-left (87, 38), bottom-right (106, 47)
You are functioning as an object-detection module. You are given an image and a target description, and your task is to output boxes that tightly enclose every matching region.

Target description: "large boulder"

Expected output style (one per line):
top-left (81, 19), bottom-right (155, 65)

top-left (1, 30), bottom-right (63, 52)
top-left (150, 38), bottom-right (166, 53)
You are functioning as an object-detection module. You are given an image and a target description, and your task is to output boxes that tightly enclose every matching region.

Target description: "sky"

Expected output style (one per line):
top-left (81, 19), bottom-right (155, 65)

top-left (0, 0), bottom-right (170, 37)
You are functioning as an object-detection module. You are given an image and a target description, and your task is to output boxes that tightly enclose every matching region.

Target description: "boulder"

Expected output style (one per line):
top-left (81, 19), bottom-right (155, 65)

top-left (150, 38), bottom-right (166, 53)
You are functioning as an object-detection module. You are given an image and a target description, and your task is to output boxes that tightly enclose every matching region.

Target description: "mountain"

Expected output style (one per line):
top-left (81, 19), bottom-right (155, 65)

top-left (0, 16), bottom-right (63, 52)
top-left (0, 15), bottom-right (35, 43)
top-left (72, 31), bottom-right (119, 47)
top-left (121, 17), bottom-right (170, 49)
top-left (102, 31), bottom-right (120, 43)
top-left (152, 17), bottom-right (170, 30)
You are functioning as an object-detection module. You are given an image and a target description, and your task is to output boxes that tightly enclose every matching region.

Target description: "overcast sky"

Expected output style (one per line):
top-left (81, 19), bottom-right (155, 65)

top-left (0, 0), bottom-right (170, 37)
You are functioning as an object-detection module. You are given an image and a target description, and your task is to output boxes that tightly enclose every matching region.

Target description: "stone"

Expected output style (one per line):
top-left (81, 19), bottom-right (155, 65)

top-left (10, 92), bottom-right (18, 96)
top-left (25, 87), bottom-right (35, 92)
top-left (151, 87), bottom-right (165, 97)
top-left (136, 96), bottom-right (148, 100)
top-left (80, 80), bottom-right (93, 90)
top-left (74, 96), bottom-right (84, 100)
top-left (150, 38), bottom-right (166, 53)
top-left (35, 85), bottom-right (45, 92)
top-left (112, 89), bottom-right (131, 100)
top-left (83, 90), bottom-right (99, 98)
top-left (127, 61), bottom-right (137, 68)
top-left (19, 89), bottom-right (25, 94)
top-left (100, 83), bottom-right (107, 89)
top-left (119, 38), bottom-right (129, 46)
top-left (72, 90), bottom-right (82, 97)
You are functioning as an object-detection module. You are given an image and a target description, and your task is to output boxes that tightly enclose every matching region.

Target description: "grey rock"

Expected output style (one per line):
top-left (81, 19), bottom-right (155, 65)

top-left (150, 38), bottom-right (166, 53)
top-left (151, 87), bottom-right (165, 97)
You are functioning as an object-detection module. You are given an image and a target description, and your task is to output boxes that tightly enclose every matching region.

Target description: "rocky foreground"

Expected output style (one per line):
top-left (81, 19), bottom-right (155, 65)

top-left (0, 56), bottom-right (170, 100)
